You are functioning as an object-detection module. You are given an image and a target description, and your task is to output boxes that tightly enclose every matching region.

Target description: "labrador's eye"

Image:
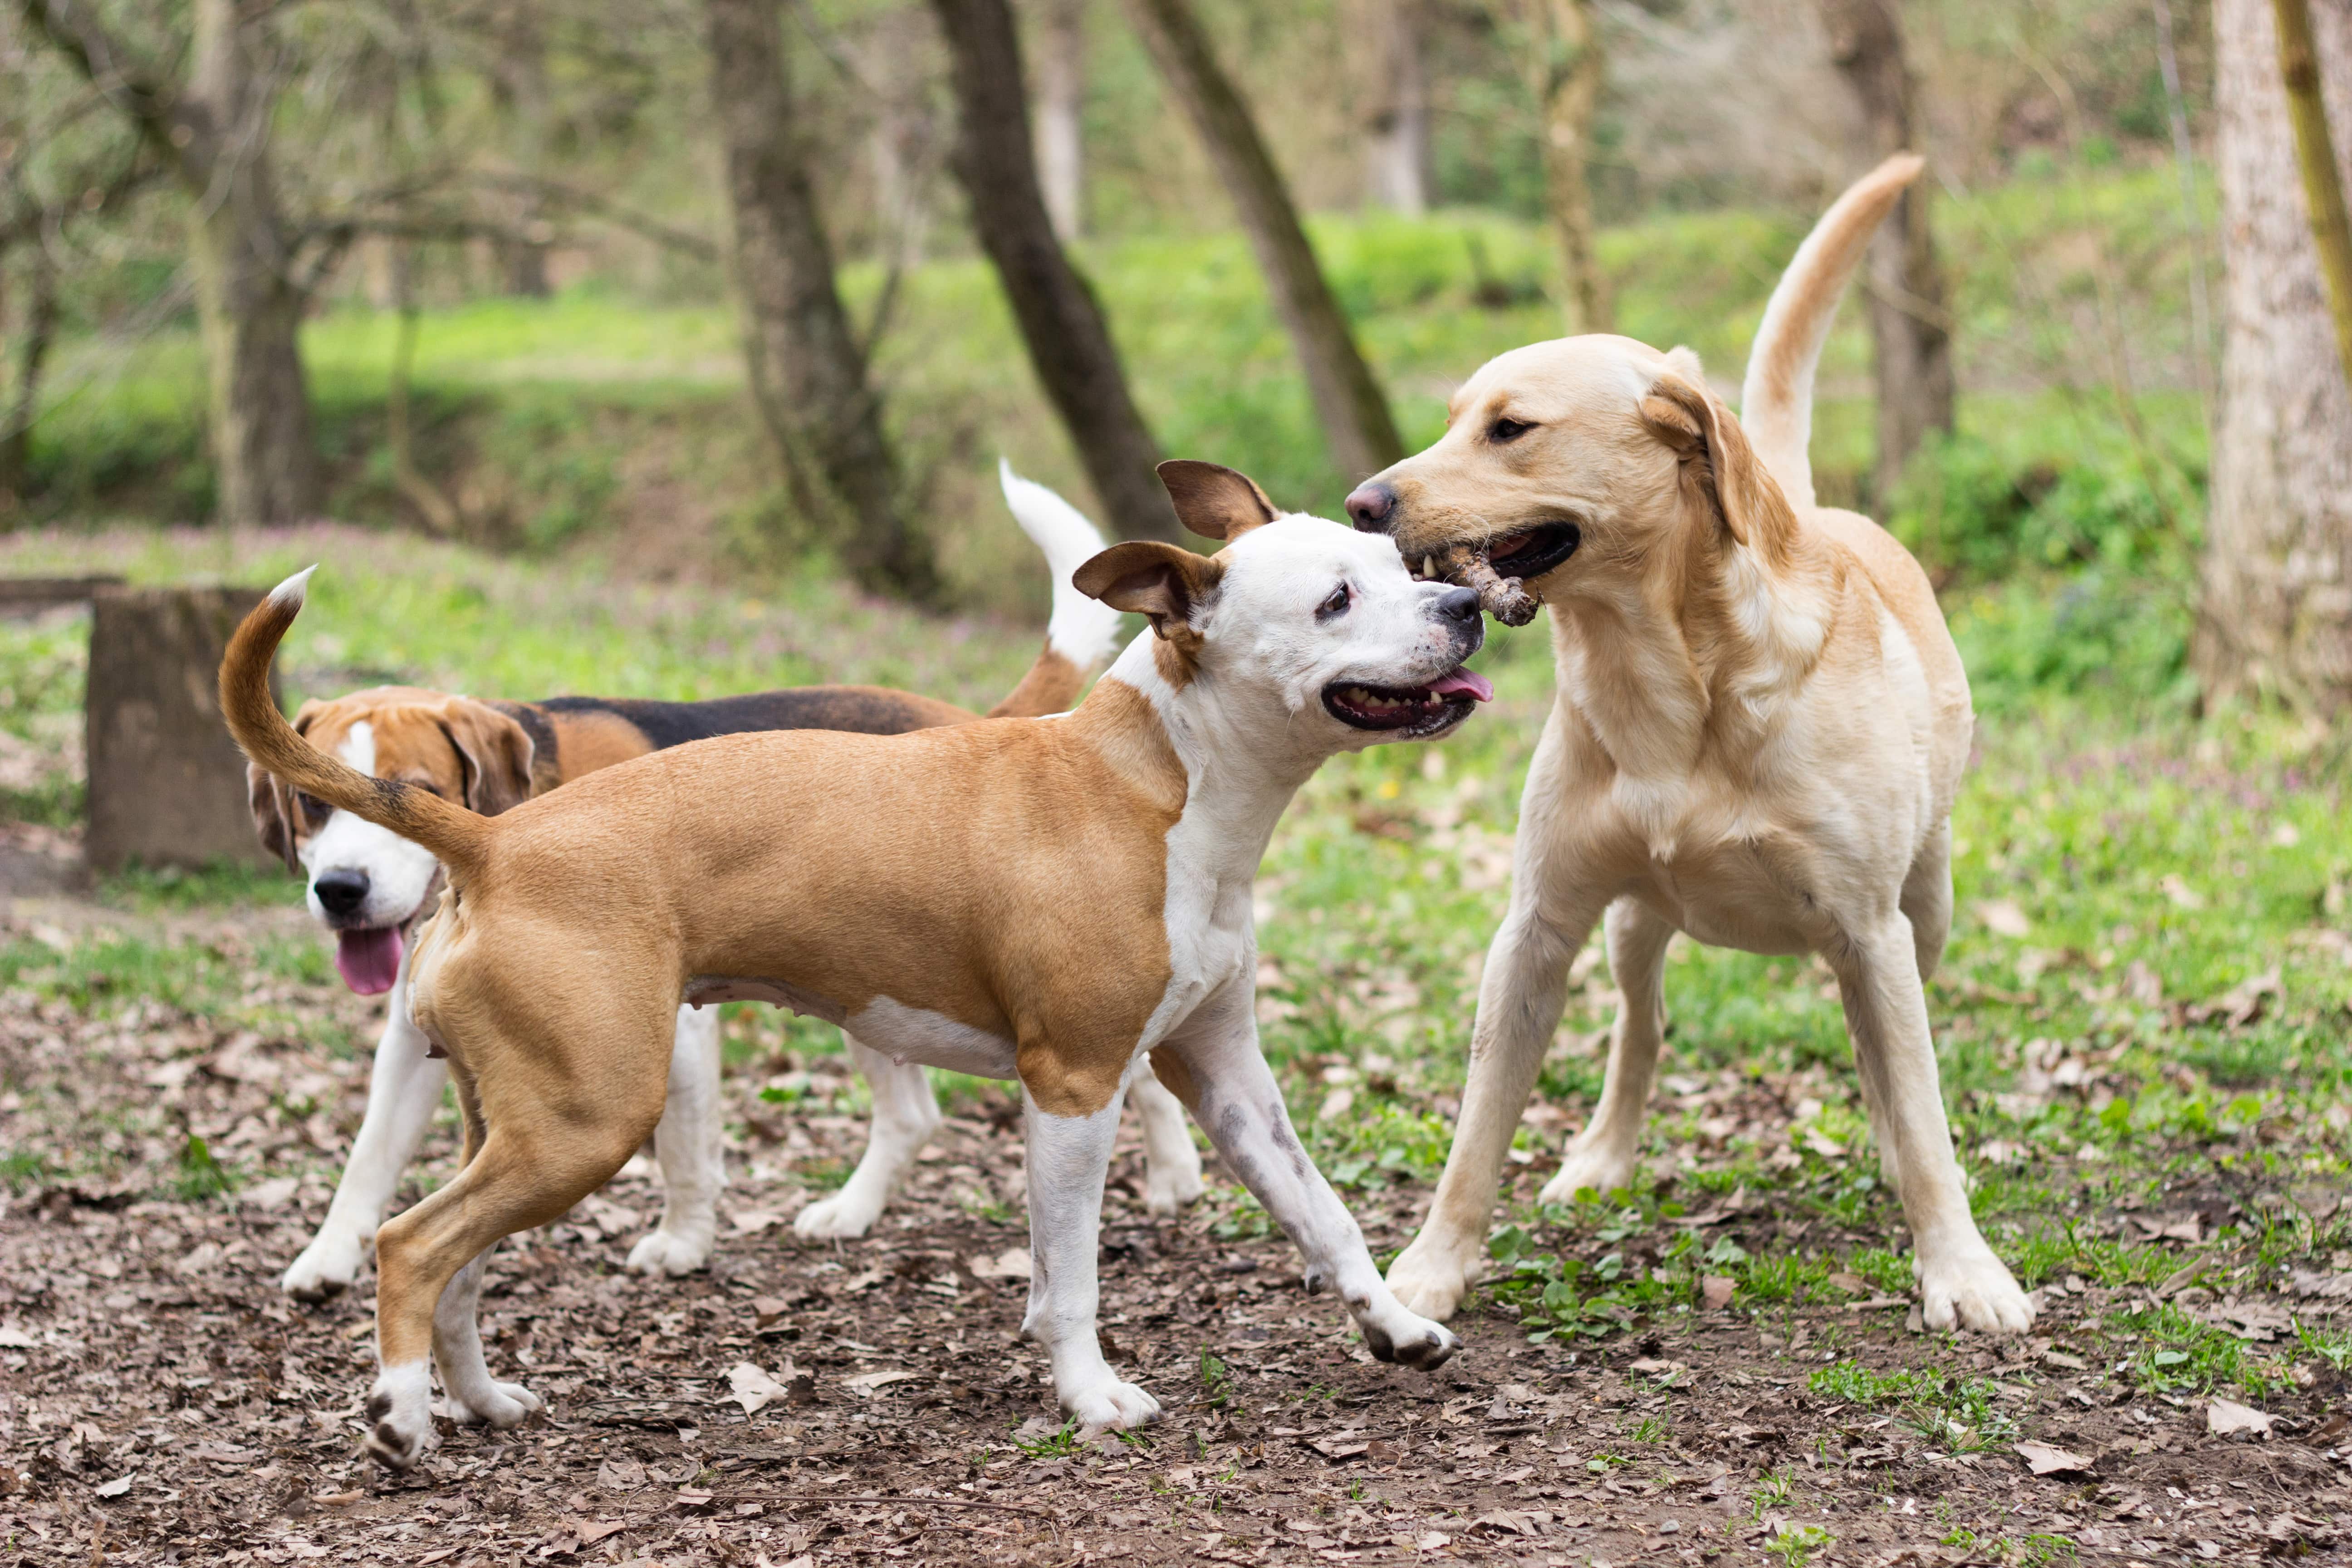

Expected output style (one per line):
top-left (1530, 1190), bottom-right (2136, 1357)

top-left (296, 793), bottom-right (331, 826)
top-left (1317, 583), bottom-right (1352, 620)
top-left (1489, 417), bottom-right (1534, 444)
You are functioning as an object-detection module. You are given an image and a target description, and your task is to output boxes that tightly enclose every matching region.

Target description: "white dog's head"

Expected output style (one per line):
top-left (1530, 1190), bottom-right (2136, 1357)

top-left (1076, 462), bottom-right (1491, 756)
top-left (249, 689), bottom-right (534, 995)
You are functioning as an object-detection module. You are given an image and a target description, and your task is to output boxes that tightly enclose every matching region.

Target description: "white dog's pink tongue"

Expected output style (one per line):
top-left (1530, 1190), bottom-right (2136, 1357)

top-left (1429, 669), bottom-right (1494, 703)
top-left (335, 927), bottom-right (403, 995)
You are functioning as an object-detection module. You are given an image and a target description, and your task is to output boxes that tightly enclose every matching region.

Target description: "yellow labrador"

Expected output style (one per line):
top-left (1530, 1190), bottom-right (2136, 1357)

top-left (1346, 156), bottom-right (2033, 1335)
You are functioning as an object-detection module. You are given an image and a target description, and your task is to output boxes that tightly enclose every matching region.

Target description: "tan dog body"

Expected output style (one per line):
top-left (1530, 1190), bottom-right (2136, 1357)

top-left (222, 466), bottom-right (1487, 1469)
top-left (259, 468), bottom-right (1204, 1306)
top-left (1358, 157), bottom-right (2033, 1335)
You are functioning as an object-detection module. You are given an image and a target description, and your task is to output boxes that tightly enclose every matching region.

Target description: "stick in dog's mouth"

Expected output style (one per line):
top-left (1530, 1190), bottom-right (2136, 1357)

top-left (1406, 522), bottom-right (1582, 628)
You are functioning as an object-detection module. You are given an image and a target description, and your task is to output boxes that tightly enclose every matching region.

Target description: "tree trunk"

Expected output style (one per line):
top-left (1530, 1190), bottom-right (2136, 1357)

top-left (184, 0), bottom-right (323, 525)
top-left (1128, 0), bottom-right (1405, 485)
top-left (0, 250), bottom-right (57, 511)
top-left (1819, 0), bottom-right (1953, 499)
top-left (2276, 0), bottom-right (2352, 380)
top-left (931, 0), bottom-right (1179, 542)
top-left (704, 0), bottom-right (938, 602)
top-left (85, 585), bottom-right (280, 872)
top-left (1361, 0), bottom-right (1431, 215)
top-left (1034, 0), bottom-right (1088, 242)
top-left (2197, 0), bottom-right (2352, 710)
top-left (1514, 0), bottom-right (1610, 333)
top-left (494, 7), bottom-right (555, 299)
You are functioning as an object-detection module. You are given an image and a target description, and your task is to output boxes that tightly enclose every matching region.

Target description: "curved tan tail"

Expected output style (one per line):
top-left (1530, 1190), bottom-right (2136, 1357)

top-left (1738, 153), bottom-right (1926, 512)
top-left (220, 569), bottom-right (494, 877)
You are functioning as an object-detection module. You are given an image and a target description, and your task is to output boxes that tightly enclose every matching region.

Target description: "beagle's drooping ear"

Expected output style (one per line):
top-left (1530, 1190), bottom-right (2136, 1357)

top-left (1638, 360), bottom-right (1798, 568)
top-left (1073, 540), bottom-right (1226, 642)
top-left (1156, 460), bottom-right (1279, 542)
top-left (435, 699), bottom-right (537, 817)
top-left (247, 702), bottom-right (325, 873)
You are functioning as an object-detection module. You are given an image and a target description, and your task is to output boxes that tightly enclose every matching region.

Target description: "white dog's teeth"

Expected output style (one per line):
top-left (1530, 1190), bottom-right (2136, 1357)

top-left (1422, 556), bottom-right (1436, 580)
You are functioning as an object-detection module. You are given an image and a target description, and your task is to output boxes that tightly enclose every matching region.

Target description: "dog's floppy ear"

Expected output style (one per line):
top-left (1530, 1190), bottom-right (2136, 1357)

top-left (1639, 358), bottom-right (1798, 567)
top-left (247, 702), bottom-right (324, 873)
top-left (1073, 541), bottom-right (1225, 640)
top-left (435, 699), bottom-right (536, 817)
top-left (1156, 460), bottom-right (1278, 541)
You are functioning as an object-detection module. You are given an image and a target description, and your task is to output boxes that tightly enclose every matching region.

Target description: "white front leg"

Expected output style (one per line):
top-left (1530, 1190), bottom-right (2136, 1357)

top-left (1166, 987), bottom-right (1460, 1370)
top-left (793, 1033), bottom-right (944, 1239)
top-left (432, 1240), bottom-right (542, 1428)
top-left (628, 1005), bottom-right (725, 1276)
top-left (284, 976), bottom-right (447, 1303)
top-left (1022, 1080), bottom-right (1159, 1431)
top-left (1128, 1071), bottom-right (1204, 1216)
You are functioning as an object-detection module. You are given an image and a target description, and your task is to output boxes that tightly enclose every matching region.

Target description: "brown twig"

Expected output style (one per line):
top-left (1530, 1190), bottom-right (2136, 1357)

top-left (697, 1490), bottom-right (1042, 1515)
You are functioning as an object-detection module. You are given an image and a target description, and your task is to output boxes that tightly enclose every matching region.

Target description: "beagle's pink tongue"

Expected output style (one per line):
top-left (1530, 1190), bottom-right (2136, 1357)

top-left (1429, 669), bottom-right (1494, 703)
top-left (334, 927), bottom-right (403, 996)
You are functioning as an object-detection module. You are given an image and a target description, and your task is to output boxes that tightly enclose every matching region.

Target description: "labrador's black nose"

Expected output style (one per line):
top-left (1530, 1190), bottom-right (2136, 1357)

top-left (1436, 586), bottom-right (1481, 624)
top-left (1345, 481), bottom-right (1396, 532)
top-left (314, 868), bottom-right (370, 918)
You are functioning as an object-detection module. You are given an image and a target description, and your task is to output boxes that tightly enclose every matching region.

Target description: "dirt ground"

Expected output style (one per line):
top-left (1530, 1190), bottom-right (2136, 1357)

top-left (2, 895), bottom-right (2348, 1568)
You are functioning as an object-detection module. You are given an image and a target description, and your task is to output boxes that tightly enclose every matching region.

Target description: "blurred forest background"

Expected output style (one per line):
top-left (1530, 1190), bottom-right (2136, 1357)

top-left (0, 0), bottom-right (2346, 715)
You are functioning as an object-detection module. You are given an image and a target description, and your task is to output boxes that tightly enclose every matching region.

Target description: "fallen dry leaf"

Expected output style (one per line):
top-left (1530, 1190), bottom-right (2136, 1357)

top-left (1976, 899), bottom-right (2031, 938)
top-left (2014, 1441), bottom-right (2092, 1475)
top-left (727, 1361), bottom-right (792, 1416)
top-left (2206, 1398), bottom-right (2274, 1437)
top-left (1702, 1274), bottom-right (1736, 1310)
top-left (968, 1246), bottom-right (1033, 1280)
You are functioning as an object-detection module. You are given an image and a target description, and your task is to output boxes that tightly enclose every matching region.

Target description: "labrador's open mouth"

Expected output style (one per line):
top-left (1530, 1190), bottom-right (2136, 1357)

top-left (1323, 667), bottom-right (1494, 736)
top-left (333, 926), bottom-right (404, 995)
top-left (1407, 521), bottom-right (1582, 627)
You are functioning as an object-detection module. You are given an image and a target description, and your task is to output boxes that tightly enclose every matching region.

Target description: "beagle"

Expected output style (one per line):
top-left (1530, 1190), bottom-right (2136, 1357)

top-left (1349, 156), bottom-right (2034, 1335)
top-left (221, 461), bottom-right (1488, 1469)
top-left (259, 464), bottom-right (1203, 1305)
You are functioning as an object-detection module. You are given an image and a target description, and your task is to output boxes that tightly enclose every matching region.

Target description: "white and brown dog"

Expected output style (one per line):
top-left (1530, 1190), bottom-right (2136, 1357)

top-left (1349, 157), bottom-right (2034, 1335)
top-left (257, 465), bottom-right (1201, 1305)
top-left (221, 461), bottom-right (1487, 1469)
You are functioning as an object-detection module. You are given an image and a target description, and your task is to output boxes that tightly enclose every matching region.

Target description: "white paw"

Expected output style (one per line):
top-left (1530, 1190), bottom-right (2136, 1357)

top-left (282, 1228), bottom-right (368, 1303)
top-left (363, 1367), bottom-right (436, 1472)
top-left (1538, 1140), bottom-right (1637, 1206)
top-left (1384, 1235), bottom-right (1476, 1323)
top-left (793, 1190), bottom-right (883, 1240)
top-left (625, 1226), bottom-right (714, 1277)
top-left (1060, 1378), bottom-right (1160, 1434)
top-left (1142, 1164), bottom-right (1205, 1218)
top-left (1917, 1246), bottom-right (2036, 1335)
top-left (1359, 1299), bottom-right (1464, 1370)
top-left (444, 1378), bottom-right (543, 1429)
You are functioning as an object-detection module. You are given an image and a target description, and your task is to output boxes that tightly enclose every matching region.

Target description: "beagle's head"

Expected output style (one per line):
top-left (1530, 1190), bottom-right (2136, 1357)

top-left (1076, 461), bottom-right (1492, 751)
top-left (249, 686), bottom-right (534, 995)
top-left (1340, 338), bottom-right (1797, 624)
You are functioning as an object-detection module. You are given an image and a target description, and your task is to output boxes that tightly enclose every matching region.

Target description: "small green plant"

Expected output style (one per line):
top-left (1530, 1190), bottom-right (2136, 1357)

top-left (1629, 1414), bottom-right (1668, 1444)
top-left (1767, 1523), bottom-right (1833, 1568)
top-left (0, 1148), bottom-right (55, 1195)
top-left (172, 1134), bottom-right (236, 1202)
top-left (1012, 1419), bottom-right (1079, 1459)
top-left (1942, 1525), bottom-right (1979, 1549)
top-left (1199, 1350), bottom-right (1232, 1408)
top-left (1584, 1450), bottom-right (1627, 1473)
top-left (1750, 1464), bottom-right (1794, 1518)
top-left (2296, 1318), bottom-right (2352, 1374)
top-left (2019, 1532), bottom-right (2080, 1566)
top-left (1113, 1428), bottom-right (1155, 1451)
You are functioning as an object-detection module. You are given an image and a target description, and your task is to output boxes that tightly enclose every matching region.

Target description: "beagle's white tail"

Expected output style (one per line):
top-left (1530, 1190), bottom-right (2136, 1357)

top-left (998, 458), bottom-right (1125, 671)
top-left (1739, 154), bottom-right (1926, 512)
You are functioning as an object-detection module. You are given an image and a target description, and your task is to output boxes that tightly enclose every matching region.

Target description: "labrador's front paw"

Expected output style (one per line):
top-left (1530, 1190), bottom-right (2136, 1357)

top-left (1917, 1245), bottom-right (2035, 1335)
top-left (444, 1377), bottom-right (543, 1429)
top-left (363, 1365), bottom-right (436, 1472)
top-left (1537, 1138), bottom-right (1637, 1207)
top-left (1060, 1378), bottom-right (1161, 1434)
top-left (1361, 1306), bottom-right (1462, 1370)
top-left (792, 1188), bottom-right (885, 1240)
top-left (1384, 1234), bottom-right (1477, 1323)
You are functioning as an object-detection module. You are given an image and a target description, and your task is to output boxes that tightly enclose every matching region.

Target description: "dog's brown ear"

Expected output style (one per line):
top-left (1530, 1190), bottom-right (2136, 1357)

top-left (436, 700), bottom-right (536, 817)
top-left (1073, 541), bottom-right (1225, 639)
top-left (1639, 364), bottom-right (1798, 567)
top-left (247, 702), bottom-right (325, 873)
top-left (1156, 460), bottom-right (1278, 541)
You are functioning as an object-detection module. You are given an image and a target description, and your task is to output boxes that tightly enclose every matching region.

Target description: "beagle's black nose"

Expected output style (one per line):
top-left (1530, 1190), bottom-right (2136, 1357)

top-left (1436, 586), bottom-right (1481, 624)
top-left (314, 868), bottom-right (370, 918)
top-left (1345, 481), bottom-right (1396, 532)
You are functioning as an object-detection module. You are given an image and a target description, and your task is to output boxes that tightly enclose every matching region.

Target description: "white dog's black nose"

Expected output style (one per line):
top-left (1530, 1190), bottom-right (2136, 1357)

top-left (315, 868), bottom-right (370, 918)
top-left (1435, 587), bottom-right (1480, 624)
top-left (1346, 481), bottom-right (1396, 532)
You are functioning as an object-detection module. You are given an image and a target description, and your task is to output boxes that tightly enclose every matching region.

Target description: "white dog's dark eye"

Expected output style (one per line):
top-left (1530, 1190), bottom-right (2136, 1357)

top-left (1317, 583), bottom-right (1352, 620)
top-left (1489, 417), bottom-right (1534, 443)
